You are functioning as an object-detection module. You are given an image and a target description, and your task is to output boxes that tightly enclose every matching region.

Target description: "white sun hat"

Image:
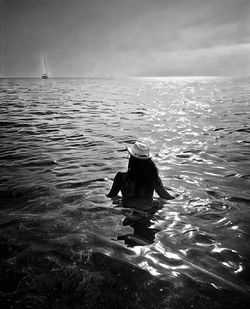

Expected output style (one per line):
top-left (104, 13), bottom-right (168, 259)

top-left (127, 141), bottom-right (151, 160)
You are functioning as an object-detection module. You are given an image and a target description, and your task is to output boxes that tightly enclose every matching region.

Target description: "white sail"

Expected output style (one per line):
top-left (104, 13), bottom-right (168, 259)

top-left (42, 54), bottom-right (48, 79)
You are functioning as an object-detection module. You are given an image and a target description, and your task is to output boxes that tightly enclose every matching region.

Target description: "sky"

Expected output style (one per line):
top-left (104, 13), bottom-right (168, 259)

top-left (0, 0), bottom-right (249, 77)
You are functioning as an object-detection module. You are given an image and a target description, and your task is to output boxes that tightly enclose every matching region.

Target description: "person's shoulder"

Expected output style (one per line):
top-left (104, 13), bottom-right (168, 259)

top-left (153, 175), bottom-right (162, 184)
top-left (115, 171), bottom-right (127, 183)
top-left (115, 171), bottom-right (127, 180)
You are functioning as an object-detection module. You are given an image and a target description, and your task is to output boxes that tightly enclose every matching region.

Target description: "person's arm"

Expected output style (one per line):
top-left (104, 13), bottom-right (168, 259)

top-left (154, 176), bottom-right (175, 199)
top-left (106, 172), bottom-right (123, 198)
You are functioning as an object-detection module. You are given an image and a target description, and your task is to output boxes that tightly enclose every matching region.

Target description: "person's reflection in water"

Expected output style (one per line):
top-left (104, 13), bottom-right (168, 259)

top-left (106, 141), bottom-right (175, 246)
top-left (117, 207), bottom-right (162, 247)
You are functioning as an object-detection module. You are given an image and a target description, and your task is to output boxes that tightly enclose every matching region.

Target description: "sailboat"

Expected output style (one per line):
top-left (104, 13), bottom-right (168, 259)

top-left (42, 54), bottom-right (48, 79)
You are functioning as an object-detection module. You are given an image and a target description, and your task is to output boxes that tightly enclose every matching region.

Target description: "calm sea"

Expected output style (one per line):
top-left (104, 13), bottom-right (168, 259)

top-left (0, 77), bottom-right (250, 308)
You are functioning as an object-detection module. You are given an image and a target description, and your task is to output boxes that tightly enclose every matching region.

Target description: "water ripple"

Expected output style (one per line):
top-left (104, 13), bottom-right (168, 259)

top-left (0, 77), bottom-right (250, 307)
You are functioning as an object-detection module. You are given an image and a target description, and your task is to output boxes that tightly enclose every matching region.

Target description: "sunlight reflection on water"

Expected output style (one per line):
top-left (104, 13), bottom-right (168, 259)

top-left (0, 77), bottom-right (250, 307)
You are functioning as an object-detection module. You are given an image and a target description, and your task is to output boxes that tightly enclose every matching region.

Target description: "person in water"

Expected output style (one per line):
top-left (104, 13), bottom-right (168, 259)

top-left (106, 141), bottom-right (174, 211)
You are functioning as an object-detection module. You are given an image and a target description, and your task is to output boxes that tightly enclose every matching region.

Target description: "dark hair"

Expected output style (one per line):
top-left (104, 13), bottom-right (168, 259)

top-left (126, 156), bottom-right (158, 194)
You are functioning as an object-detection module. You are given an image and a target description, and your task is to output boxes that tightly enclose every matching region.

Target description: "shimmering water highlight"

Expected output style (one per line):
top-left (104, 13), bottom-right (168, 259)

top-left (0, 77), bottom-right (250, 308)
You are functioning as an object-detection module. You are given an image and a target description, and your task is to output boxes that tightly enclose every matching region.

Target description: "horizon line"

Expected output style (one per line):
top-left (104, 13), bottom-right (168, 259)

top-left (1, 74), bottom-right (250, 79)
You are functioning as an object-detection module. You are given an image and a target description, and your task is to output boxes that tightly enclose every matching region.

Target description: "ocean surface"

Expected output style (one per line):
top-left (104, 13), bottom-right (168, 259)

top-left (0, 76), bottom-right (250, 308)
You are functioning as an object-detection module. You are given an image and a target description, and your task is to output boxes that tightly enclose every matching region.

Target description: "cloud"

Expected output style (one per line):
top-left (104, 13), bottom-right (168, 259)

top-left (1, 0), bottom-right (250, 76)
top-left (137, 43), bottom-right (250, 76)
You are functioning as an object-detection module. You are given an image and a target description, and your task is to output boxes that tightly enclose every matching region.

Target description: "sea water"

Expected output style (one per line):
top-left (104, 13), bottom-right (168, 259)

top-left (0, 76), bottom-right (250, 308)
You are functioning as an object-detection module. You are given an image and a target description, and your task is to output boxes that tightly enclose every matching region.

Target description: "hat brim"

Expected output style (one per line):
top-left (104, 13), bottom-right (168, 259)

top-left (126, 145), bottom-right (151, 160)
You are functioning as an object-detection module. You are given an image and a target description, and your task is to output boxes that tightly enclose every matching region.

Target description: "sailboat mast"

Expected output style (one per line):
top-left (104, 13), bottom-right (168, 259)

top-left (42, 53), bottom-right (48, 79)
top-left (43, 54), bottom-right (48, 75)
